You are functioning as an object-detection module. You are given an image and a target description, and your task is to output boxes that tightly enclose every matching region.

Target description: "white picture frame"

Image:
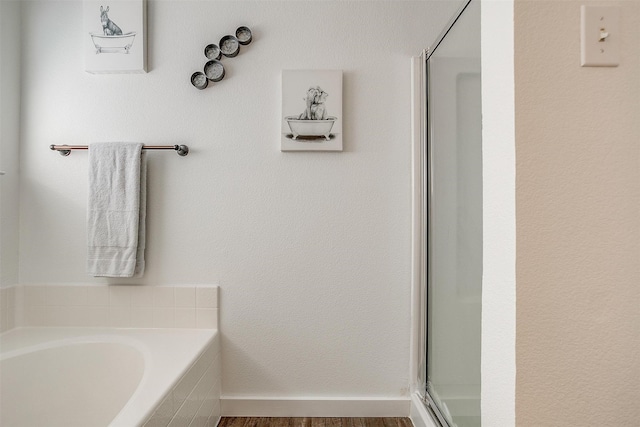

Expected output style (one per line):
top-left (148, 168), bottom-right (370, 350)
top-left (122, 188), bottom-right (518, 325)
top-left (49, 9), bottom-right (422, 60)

top-left (281, 70), bottom-right (343, 152)
top-left (84, 0), bottom-right (147, 74)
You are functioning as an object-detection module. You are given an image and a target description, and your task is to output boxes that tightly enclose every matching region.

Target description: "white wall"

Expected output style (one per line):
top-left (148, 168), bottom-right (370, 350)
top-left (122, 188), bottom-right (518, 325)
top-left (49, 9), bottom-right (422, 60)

top-left (17, 0), bottom-right (460, 405)
top-left (0, 0), bottom-right (21, 288)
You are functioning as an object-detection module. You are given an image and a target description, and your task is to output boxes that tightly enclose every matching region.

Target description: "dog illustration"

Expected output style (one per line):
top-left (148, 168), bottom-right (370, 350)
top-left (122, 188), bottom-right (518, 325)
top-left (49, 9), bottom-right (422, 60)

top-left (100, 6), bottom-right (123, 36)
top-left (310, 90), bottom-right (328, 120)
top-left (298, 86), bottom-right (329, 120)
top-left (299, 87), bottom-right (320, 120)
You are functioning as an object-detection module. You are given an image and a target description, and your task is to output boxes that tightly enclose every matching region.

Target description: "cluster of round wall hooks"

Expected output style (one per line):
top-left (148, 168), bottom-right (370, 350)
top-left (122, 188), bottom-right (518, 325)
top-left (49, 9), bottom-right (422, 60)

top-left (191, 26), bottom-right (253, 90)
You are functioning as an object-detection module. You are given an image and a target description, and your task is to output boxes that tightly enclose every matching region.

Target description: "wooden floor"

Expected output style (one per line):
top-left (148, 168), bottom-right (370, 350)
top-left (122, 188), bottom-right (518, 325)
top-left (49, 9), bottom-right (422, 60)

top-left (218, 418), bottom-right (413, 427)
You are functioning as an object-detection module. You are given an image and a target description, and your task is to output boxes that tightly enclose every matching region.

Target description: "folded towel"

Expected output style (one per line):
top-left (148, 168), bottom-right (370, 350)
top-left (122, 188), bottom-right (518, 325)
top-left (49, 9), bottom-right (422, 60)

top-left (134, 151), bottom-right (147, 277)
top-left (87, 142), bottom-right (146, 277)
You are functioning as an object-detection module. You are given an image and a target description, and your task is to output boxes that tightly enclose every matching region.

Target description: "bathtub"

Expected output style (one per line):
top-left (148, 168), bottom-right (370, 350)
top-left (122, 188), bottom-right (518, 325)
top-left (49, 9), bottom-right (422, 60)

top-left (284, 116), bottom-right (337, 141)
top-left (0, 327), bottom-right (220, 427)
top-left (90, 32), bottom-right (137, 54)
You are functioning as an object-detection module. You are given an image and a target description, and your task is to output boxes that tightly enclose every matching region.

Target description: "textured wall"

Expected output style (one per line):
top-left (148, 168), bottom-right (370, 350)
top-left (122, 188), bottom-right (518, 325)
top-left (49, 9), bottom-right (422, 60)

top-left (17, 0), bottom-right (459, 401)
top-left (515, 1), bottom-right (640, 425)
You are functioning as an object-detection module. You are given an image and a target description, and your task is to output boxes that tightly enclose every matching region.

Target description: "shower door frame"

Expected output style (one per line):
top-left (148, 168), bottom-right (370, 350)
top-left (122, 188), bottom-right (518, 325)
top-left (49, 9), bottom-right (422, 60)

top-left (419, 47), bottom-right (453, 427)
top-left (417, 1), bottom-right (476, 426)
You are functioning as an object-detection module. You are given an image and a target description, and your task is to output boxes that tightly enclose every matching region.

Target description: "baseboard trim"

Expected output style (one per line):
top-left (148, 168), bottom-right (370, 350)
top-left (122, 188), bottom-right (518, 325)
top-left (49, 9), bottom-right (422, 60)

top-left (220, 397), bottom-right (411, 417)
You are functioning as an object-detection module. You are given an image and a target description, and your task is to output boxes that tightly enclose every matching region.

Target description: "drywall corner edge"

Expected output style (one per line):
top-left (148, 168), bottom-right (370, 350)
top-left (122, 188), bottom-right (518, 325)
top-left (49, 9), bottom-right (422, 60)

top-left (481, 0), bottom-right (516, 426)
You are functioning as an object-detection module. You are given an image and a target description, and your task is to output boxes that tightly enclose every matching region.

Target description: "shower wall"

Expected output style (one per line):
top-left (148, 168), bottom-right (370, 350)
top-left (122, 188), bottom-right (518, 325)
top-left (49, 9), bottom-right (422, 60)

top-left (426, 2), bottom-right (482, 425)
top-left (12, 0), bottom-right (460, 409)
top-left (0, 0), bottom-right (21, 287)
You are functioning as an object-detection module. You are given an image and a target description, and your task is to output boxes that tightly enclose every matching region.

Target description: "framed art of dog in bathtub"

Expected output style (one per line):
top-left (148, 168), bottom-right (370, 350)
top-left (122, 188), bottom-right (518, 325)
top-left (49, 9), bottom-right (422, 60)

top-left (84, 0), bottom-right (147, 73)
top-left (281, 70), bottom-right (343, 152)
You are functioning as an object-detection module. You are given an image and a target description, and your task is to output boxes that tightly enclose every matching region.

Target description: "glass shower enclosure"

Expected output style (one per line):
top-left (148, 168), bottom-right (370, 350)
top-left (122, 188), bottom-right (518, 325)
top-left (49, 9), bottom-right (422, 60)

top-left (420, 1), bottom-right (482, 426)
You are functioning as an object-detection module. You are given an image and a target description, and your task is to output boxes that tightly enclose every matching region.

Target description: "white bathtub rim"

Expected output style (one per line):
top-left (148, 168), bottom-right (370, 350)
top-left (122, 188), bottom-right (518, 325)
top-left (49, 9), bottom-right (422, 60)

top-left (112, 329), bottom-right (217, 426)
top-left (0, 333), bottom-right (152, 361)
top-left (0, 327), bottom-right (217, 427)
top-left (0, 333), bottom-right (157, 422)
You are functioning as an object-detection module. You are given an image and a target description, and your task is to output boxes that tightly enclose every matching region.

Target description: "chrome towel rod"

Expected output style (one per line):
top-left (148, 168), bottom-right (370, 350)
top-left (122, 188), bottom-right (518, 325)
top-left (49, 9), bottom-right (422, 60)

top-left (50, 144), bottom-right (189, 157)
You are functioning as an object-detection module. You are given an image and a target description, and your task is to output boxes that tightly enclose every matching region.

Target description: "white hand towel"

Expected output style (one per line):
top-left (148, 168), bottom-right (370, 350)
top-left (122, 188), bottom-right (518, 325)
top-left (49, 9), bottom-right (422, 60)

top-left (87, 142), bottom-right (146, 277)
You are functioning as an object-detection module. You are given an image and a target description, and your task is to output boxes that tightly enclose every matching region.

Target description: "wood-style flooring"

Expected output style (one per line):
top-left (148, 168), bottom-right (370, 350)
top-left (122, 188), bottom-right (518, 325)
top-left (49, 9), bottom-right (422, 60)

top-left (218, 418), bottom-right (413, 427)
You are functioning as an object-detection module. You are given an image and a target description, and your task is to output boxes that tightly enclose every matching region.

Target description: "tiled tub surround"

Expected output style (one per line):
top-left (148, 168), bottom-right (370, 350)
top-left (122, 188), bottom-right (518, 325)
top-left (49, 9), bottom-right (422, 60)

top-left (0, 327), bottom-right (220, 427)
top-left (143, 332), bottom-right (221, 427)
top-left (1, 285), bottom-right (220, 426)
top-left (21, 284), bottom-right (218, 329)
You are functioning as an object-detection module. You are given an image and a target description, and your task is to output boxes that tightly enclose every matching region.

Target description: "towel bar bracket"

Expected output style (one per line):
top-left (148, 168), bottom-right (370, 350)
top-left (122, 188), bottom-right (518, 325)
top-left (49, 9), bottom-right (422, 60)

top-left (57, 147), bottom-right (71, 156)
top-left (175, 145), bottom-right (189, 156)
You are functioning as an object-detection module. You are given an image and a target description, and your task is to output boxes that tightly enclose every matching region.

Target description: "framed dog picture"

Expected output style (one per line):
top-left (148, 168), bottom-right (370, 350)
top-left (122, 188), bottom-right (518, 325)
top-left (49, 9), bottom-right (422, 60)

top-left (281, 70), bottom-right (343, 152)
top-left (84, 0), bottom-right (147, 73)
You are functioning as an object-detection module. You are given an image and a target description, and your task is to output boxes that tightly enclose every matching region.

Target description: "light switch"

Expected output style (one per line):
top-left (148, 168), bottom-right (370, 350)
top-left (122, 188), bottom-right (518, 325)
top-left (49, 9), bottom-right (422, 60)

top-left (581, 5), bottom-right (620, 67)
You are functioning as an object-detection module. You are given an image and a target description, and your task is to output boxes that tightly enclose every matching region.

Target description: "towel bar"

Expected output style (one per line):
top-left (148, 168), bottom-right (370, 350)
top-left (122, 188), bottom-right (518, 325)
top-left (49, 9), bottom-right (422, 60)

top-left (50, 144), bottom-right (189, 157)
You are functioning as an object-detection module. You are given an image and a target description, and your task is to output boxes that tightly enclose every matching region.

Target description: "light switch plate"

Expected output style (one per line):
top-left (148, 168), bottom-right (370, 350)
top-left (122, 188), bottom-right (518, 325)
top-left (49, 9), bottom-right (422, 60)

top-left (581, 5), bottom-right (620, 67)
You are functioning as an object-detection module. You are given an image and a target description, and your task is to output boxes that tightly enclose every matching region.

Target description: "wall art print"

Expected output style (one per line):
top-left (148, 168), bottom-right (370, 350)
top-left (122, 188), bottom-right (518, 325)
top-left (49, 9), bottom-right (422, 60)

top-left (281, 70), bottom-right (343, 152)
top-left (84, 0), bottom-right (147, 73)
